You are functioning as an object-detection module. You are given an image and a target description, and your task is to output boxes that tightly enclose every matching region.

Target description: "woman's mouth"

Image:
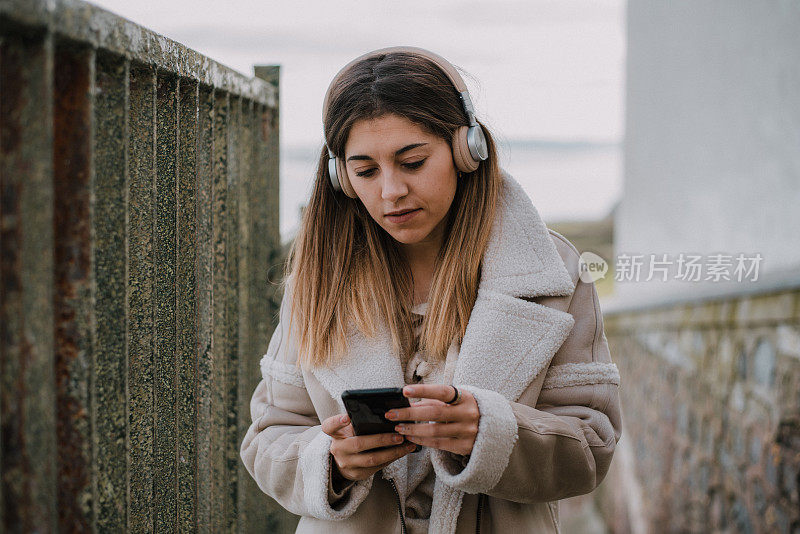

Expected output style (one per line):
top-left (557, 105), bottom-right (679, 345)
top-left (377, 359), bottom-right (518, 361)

top-left (386, 208), bottom-right (421, 223)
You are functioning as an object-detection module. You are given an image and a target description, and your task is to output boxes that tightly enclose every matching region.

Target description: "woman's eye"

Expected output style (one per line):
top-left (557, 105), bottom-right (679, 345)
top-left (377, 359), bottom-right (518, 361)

top-left (403, 159), bottom-right (426, 170)
top-left (355, 159), bottom-right (426, 178)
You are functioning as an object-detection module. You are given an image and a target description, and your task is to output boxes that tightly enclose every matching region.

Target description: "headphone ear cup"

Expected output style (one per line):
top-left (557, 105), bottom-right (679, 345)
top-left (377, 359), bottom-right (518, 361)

top-left (336, 157), bottom-right (358, 198)
top-left (452, 126), bottom-right (480, 173)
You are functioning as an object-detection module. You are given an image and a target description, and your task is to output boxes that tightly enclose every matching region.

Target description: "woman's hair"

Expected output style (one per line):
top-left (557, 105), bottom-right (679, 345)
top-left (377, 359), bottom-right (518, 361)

top-left (282, 50), bottom-right (502, 370)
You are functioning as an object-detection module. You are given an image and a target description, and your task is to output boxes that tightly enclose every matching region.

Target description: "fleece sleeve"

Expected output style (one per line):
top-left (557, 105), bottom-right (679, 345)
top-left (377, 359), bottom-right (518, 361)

top-left (239, 288), bottom-right (373, 519)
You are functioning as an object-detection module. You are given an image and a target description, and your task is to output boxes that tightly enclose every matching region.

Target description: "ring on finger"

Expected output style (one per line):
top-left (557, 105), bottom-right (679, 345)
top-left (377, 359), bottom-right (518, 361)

top-left (445, 385), bottom-right (462, 405)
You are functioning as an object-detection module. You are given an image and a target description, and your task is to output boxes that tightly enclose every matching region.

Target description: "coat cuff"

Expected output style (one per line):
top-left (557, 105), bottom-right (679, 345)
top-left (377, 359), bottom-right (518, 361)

top-left (429, 385), bottom-right (518, 494)
top-left (299, 430), bottom-right (373, 520)
top-left (327, 466), bottom-right (357, 503)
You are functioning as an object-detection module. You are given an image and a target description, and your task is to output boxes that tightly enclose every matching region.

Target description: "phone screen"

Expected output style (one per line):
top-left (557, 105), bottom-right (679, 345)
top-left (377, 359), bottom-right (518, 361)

top-left (341, 387), bottom-right (413, 436)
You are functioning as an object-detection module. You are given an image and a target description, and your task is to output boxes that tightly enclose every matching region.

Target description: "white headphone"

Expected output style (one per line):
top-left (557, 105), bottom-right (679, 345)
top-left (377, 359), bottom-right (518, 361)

top-left (322, 46), bottom-right (489, 198)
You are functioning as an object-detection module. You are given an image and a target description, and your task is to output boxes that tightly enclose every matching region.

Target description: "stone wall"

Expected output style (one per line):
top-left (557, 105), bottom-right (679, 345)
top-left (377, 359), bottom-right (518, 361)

top-left (597, 285), bottom-right (800, 533)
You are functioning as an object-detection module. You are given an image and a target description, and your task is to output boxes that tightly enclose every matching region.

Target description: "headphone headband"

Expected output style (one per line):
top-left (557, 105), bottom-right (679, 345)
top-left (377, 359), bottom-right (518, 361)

top-left (323, 46), bottom-right (477, 138)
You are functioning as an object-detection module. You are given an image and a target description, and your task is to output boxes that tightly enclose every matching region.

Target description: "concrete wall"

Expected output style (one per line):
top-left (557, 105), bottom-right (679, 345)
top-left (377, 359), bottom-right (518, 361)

top-left (597, 284), bottom-right (800, 532)
top-left (0, 1), bottom-right (286, 531)
top-left (600, 3), bottom-right (800, 531)
top-left (616, 0), bottom-right (800, 300)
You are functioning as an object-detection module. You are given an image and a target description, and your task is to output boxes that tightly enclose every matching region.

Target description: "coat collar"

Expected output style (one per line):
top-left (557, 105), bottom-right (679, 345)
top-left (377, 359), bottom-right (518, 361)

top-left (309, 169), bottom-right (577, 527)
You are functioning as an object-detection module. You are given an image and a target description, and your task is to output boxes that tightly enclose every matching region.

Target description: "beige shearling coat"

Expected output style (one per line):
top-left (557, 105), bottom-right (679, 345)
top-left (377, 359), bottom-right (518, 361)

top-left (240, 170), bottom-right (622, 533)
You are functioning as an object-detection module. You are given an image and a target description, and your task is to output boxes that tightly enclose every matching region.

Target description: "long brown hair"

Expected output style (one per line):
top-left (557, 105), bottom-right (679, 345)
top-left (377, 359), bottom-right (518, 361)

top-left (283, 50), bottom-right (502, 370)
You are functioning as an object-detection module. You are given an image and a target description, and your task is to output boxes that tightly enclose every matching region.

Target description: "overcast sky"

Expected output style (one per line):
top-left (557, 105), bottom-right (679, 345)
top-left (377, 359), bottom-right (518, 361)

top-left (88, 0), bottom-right (626, 148)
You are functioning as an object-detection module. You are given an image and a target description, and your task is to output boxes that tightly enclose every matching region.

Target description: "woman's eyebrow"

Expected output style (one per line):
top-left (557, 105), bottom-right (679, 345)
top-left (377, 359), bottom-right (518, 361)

top-left (346, 143), bottom-right (428, 162)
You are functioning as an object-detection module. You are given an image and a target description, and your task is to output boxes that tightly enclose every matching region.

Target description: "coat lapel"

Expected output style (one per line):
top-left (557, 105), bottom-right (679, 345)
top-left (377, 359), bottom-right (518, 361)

top-left (310, 169), bottom-right (577, 529)
top-left (450, 168), bottom-right (576, 401)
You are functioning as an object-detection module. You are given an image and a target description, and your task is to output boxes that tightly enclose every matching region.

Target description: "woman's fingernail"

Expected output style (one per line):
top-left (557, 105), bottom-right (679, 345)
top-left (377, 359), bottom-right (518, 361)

top-left (385, 411), bottom-right (396, 419)
top-left (405, 387), bottom-right (415, 395)
top-left (340, 415), bottom-right (348, 423)
top-left (393, 434), bottom-right (402, 442)
top-left (395, 425), bottom-right (405, 433)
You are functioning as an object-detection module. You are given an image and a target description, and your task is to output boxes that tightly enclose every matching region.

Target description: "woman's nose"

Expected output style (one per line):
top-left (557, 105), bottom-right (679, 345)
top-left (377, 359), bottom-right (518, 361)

top-left (380, 168), bottom-right (409, 201)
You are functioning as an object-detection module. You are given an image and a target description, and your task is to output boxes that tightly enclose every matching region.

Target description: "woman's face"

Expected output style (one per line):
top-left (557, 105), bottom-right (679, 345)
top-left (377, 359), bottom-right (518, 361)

top-left (344, 113), bottom-right (457, 256)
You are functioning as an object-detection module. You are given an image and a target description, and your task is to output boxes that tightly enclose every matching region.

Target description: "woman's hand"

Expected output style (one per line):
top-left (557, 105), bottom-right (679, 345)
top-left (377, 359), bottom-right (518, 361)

top-left (321, 414), bottom-right (417, 483)
top-left (385, 384), bottom-right (480, 456)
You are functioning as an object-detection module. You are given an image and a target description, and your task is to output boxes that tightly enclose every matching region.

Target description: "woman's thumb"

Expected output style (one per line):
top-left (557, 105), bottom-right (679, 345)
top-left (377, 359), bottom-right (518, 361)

top-left (322, 413), bottom-right (351, 437)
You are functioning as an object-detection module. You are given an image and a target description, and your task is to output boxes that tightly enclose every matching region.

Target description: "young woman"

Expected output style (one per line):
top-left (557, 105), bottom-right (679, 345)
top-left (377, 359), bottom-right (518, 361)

top-left (240, 46), bottom-right (622, 534)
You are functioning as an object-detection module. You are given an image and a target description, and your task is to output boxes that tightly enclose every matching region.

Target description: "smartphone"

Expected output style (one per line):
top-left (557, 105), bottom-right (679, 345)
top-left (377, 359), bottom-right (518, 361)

top-left (341, 387), bottom-right (422, 452)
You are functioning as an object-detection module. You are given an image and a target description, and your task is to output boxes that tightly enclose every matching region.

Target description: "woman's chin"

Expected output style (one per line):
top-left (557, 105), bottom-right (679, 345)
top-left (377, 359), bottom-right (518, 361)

top-left (386, 229), bottom-right (425, 245)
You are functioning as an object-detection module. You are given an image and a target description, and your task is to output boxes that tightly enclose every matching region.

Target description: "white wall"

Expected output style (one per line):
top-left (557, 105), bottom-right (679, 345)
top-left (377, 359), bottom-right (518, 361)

top-left (615, 0), bottom-right (800, 300)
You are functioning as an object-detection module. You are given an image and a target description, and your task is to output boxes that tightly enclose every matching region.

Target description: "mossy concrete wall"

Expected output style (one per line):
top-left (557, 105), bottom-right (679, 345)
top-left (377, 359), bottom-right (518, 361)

top-left (0, 1), bottom-right (290, 531)
top-left (597, 287), bottom-right (800, 533)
